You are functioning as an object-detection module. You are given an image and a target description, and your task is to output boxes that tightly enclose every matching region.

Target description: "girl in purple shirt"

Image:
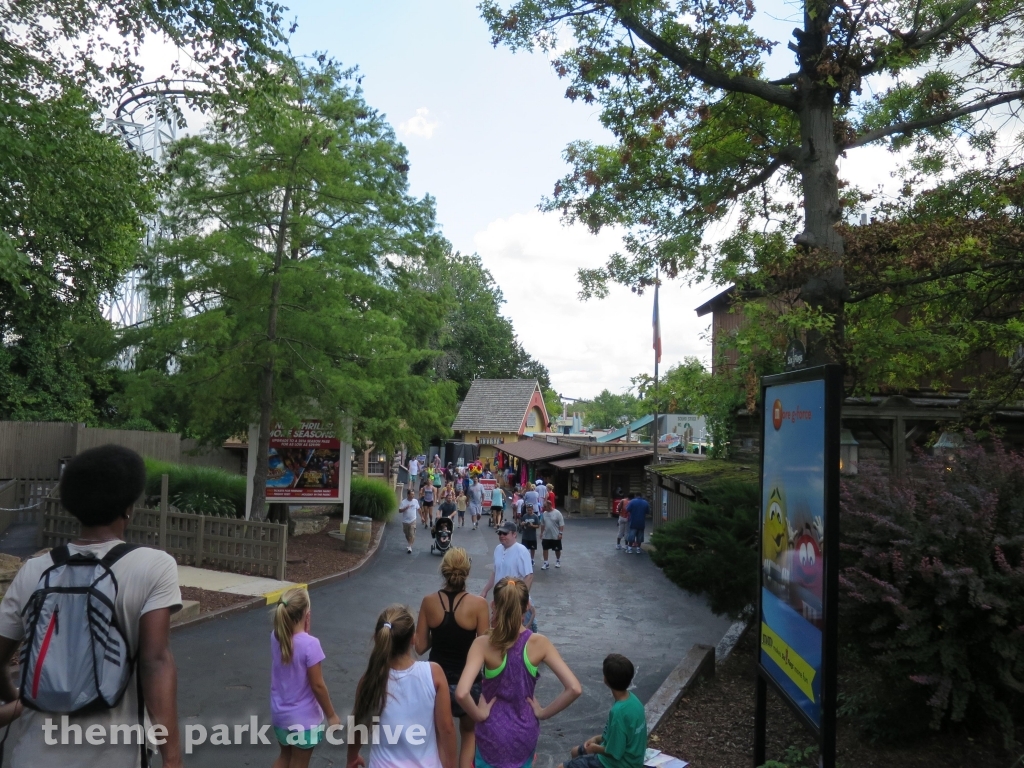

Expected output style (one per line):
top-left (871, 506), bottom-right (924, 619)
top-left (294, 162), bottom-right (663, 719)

top-left (455, 577), bottom-right (582, 768)
top-left (270, 587), bottom-right (341, 768)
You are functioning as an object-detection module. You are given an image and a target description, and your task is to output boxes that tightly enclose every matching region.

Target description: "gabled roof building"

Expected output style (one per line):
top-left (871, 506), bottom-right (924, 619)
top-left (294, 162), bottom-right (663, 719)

top-left (451, 379), bottom-right (549, 465)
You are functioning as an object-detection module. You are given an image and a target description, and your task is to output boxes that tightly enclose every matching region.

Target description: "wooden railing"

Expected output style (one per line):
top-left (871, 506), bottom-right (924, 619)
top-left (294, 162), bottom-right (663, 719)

top-left (39, 477), bottom-right (287, 579)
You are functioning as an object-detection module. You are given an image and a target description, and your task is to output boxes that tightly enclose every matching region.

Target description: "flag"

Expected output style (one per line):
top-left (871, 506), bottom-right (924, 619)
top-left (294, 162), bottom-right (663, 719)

top-left (652, 281), bottom-right (662, 365)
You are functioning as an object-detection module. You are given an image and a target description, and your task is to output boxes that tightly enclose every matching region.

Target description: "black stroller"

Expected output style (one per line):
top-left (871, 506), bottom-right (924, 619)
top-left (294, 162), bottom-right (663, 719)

top-left (430, 516), bottom-right (454, 555)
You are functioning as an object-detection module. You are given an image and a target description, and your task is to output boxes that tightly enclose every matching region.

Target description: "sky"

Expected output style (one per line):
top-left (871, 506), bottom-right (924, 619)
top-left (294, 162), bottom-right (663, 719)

top-left (129, 0), bottom-right (969, 400)
top-left (273, 0), bottom-right (729, 401)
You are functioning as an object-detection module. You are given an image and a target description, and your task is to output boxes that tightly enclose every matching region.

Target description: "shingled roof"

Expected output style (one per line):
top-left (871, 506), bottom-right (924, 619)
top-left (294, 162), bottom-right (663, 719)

top-left (452, 379), bottom-right (543, 434)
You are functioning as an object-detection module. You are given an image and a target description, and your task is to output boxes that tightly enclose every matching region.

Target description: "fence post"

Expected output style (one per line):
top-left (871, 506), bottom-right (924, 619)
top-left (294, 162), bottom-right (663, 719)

top-left (195, 515), bottom-right (205, 568)
top-left (159, 474), bottom-right (169, 551)
top-left (277, 523), bottom-right (287, 581)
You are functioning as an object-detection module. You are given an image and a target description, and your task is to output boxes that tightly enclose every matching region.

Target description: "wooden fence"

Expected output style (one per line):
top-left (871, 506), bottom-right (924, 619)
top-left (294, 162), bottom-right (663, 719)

top-left (0, 479), bottom-right (58, 537)
top-left (39, 483), bottom-right (287, 579)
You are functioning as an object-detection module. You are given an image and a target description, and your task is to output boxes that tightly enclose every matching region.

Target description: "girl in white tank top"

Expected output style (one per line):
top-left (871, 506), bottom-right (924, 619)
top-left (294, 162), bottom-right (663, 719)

top-left (349, 605), bottom-right (457, 768)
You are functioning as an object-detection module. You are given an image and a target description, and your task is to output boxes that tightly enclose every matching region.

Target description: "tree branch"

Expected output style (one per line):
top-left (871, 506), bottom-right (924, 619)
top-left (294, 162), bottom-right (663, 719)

top-left (616, 13), bottom-right (799, 110)
top-left (862, 0), bottom-right (980, 76)
top-left (844, 89), bottom-right (1024, 149)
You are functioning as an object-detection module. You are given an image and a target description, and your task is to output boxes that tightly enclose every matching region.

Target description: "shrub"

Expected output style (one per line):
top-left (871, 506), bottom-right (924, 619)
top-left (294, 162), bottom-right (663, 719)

top-left (840, 438), bottom-right (1024, 747)
top-left (350, 476), bottom-right (397, 521)
top-left (144, 458), bottom-right (247, 517)
top-left (650, 479), bottom-right (760, 616)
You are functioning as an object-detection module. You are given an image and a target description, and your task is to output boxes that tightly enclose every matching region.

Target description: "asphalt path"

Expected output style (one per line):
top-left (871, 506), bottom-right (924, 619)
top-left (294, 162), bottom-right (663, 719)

top-left (172, 516), bottom-right (731, 767)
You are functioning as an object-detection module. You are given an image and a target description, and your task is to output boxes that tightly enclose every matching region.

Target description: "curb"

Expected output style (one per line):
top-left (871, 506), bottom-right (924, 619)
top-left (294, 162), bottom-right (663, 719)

top-left (715, 617), bottom-right (750, 666)
top-left (172, 522), bottom-right (389, 632)
top-left (645, 643), bottom-right (716, 735)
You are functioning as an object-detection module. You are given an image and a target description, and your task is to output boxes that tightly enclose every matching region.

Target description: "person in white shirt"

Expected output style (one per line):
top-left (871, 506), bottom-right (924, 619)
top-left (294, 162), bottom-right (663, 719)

top-left (399, 489), bottom-right (420, 554)
top-left (480, 521), bottom-right (533, 599)
top-left (0, 445), bottom-right (183, 768)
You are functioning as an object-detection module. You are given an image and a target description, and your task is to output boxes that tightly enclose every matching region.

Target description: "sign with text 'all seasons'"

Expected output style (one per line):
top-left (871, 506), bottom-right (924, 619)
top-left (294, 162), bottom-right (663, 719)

top-left (756, 365), bottom-right (840, 768)
top-left (266, 421), bottom-right (341, 500)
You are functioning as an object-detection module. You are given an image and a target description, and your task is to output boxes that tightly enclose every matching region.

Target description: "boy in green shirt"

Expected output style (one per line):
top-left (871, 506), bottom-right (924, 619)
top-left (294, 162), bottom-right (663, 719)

top-left (559, 654), bottom-right (647, 768)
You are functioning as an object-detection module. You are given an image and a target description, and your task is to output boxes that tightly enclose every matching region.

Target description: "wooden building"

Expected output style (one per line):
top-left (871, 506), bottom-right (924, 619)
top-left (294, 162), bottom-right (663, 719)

top-left (451, 380), bottom-right (550, 466)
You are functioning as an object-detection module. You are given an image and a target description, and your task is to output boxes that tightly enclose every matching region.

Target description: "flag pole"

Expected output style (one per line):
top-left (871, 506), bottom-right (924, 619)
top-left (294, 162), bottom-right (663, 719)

top-left (652, 273), bottom-right (660, 469)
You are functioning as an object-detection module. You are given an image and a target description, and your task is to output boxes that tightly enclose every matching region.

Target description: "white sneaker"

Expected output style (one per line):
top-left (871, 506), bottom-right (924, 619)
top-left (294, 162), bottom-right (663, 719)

top-left (626, 547), bottom-right (634, 554)
top-left (541, 562), bottom-right (549, 570)
top-left (555, 560), bottom-right (561, 568)
top-left (406, 546), bottom-right (412, 553)
top-left (616, 544), bottom-right (622, 550)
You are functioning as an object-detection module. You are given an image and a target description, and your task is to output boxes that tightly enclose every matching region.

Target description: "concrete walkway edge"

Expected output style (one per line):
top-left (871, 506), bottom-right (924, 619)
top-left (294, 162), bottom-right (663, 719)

top-left (171, 521), bottom-right (389, 632)
top-left (645, 643), bottom-right (716, 735)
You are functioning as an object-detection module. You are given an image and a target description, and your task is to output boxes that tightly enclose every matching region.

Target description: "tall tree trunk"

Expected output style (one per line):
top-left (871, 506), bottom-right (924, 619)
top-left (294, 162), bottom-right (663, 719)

top-left (249, 183), bottom-right (294, 520)
top-left (795, 8), bottom-right (847, 365)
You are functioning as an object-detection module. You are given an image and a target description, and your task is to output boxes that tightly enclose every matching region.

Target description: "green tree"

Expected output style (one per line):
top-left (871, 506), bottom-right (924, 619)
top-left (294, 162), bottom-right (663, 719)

top-left (577, 389), bottom-right (643, 430)
top-left (131, 58), bottom-right (455, 519)
top-left (413, 250), bottom-right (551, 400)
top-left (0, 87), bottom-right (154, 421)
top-left (482, 0), bottom-right (1024, 362)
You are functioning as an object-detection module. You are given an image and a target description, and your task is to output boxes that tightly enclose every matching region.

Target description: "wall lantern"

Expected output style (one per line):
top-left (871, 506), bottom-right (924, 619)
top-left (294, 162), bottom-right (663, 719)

top-left (839, 429), bottom-right (859, 475)
top-left (932, 431), bottom-right (963, 458)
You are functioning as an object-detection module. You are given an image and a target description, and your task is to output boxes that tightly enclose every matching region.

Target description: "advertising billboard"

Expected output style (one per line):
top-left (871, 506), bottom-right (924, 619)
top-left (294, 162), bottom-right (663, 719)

top-left (755, 365), bottom-right (840, 766)
top-left (479, 478), bottom-right (497, 509)
top-left (266, 421), bottom-right (341, 500)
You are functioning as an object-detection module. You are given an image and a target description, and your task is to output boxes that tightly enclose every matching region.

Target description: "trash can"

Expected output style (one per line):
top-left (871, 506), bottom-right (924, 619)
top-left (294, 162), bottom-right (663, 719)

top-left (345, 516), bottom-right (373, 553)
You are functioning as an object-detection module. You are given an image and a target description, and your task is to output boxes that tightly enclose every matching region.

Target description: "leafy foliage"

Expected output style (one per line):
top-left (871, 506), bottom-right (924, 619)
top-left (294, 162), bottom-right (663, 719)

top-left (126, 57), bottom-right (458, 517)
top-left (840, 439), bottom-right (1024, 746)
top-left (650, 479), bottom-right (760, 616)
top-left (409, 250), bottom-right (551, 401)
top-left (350, 476), bottom-right (398, 521)
top-left (575, 389), bottom-right (643, 430)
top-left (144, 458), bottom-right (246, 517)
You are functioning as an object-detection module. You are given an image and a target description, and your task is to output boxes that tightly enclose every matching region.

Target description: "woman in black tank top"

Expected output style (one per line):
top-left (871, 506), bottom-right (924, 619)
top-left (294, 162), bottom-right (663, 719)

top-left (415, 547), bottom-right (490, 768)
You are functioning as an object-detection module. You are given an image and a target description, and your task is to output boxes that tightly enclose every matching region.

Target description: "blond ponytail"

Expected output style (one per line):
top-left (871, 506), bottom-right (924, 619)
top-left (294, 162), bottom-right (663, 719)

top-left (271, 587), bottom-right (310, 665)
top-left (491, 577), bottom-right (529, 654)
top-left (352, 605), bottom-right (415, 724)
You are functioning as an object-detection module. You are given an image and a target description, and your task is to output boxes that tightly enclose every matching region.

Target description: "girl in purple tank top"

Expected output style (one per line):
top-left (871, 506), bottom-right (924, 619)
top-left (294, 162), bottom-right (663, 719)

top-left (455, 577), bottom-right (582, 768)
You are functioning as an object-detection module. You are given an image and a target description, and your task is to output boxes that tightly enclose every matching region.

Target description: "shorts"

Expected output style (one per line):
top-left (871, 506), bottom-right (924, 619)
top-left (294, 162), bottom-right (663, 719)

top-left (475, 747), bottom-right (534, 768)
top-left (274, 723), bottom-right (325, 749)
top-left (402, 522), bottom-right (416, 543)
top-left (542, 539), bottom-right (562, 552)
top-left (522, 539), bottom-right (537, 552)
top-left (628, 527), bottom-right (645, 544)
top-left (458, 509), bottom-right (466, 518)
top-left (617, 517), bottom-right (629, 537)
top-left (423, 501), bottom-right (434, 509)
top-left (566, 752), bottom-right (603, 768)
top-left (449, 681), bottom-right (481, 719)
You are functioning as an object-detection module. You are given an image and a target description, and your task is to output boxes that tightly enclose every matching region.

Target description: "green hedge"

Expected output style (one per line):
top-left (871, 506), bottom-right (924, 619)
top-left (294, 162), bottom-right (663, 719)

top-left (350, 476), bottom-right (397, 521)
top-left (650, 479), bottom-right (760, 617)
top-left (144, 458), bottom-right (247, 518)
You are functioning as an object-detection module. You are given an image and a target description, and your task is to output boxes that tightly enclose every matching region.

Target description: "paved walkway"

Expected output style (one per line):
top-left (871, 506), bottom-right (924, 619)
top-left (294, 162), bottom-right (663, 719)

top-left (176, 565), bottom-right (304, 603)
top-left (173, 516), bottom-right (731, 767)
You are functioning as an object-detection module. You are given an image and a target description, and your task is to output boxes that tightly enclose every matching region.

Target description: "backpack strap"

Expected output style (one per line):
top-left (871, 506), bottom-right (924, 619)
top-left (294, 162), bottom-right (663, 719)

top-left (49, 545), bottom-right (70, 566)
top-left (99, 542), bottom-right (138, 568)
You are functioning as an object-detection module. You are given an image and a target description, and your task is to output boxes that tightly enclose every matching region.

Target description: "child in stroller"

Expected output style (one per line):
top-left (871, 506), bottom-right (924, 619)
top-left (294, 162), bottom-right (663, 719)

top-left (431, 492), bottom-right (457, 555)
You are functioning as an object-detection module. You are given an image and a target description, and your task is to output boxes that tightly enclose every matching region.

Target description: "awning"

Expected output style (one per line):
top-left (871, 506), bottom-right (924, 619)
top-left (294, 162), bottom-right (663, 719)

top-left (550, 449), bottom-right (653, 470)
top-left (498, 441), bottom-right (581, 462)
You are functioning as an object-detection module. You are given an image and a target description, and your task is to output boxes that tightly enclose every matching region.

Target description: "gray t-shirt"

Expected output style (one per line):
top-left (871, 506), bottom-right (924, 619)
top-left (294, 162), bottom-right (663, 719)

top-left (0, 541), bottom-right (182, 768)
top-left (541, 508), bottom-right (565, 540)
top-left (519, 511), bottom-right (542, 543)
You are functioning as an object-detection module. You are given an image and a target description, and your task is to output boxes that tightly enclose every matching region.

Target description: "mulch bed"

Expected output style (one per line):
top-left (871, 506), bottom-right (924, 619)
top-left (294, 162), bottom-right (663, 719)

top-left (180, 586), bottom-right (254, 614)
top-left (284, 520), bottom-right (384, 583)
top-left (651, 626), bottom-right (1017, 768)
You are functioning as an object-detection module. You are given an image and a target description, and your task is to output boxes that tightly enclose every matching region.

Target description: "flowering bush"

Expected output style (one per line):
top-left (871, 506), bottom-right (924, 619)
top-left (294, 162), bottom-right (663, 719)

top-left (839, 437), bottom-right (1024, 746)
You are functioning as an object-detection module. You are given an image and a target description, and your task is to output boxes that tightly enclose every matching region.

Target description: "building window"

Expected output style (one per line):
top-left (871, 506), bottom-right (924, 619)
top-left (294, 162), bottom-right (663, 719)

top-left (526, 413), bottom-right (537, 428)
top-left (367, 452), bottom-right (386, 476)
top-left (479, 437), bottom-right (505, 445)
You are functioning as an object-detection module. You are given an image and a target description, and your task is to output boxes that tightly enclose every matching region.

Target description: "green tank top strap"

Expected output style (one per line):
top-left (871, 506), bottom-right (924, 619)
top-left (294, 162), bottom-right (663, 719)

top-left (523, 640), bottom-right (539, 678)
top-left (484, 654), bottom-right (506, 679)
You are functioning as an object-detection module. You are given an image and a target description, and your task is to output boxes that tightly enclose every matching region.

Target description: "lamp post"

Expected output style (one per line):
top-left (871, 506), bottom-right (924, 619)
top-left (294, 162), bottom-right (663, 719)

top-left (839, 429), bottom-right (859, 475)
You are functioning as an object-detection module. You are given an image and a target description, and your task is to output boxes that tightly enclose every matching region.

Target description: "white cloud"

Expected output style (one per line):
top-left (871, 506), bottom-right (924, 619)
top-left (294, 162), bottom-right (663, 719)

top-left (398, 107), bottom-right (439, 139)
top-left (474, 210), bottom-right (718, 400)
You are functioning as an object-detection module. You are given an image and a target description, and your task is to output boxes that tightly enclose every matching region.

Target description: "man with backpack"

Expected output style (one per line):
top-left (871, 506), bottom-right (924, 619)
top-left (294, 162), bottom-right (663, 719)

top-left (0, 445), bottom-right (183, 767)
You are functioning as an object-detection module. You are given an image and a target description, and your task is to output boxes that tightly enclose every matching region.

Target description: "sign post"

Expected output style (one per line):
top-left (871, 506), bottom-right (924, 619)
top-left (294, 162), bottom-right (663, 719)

top-left (754, 365), bottom-right (841, 767)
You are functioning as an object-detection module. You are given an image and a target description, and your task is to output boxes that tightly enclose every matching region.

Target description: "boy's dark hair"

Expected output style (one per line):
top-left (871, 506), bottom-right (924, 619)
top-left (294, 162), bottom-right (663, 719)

top-left (603, 653), bottom-right (635, 691)
top-left (59, 445), bottom-right (145, 526)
